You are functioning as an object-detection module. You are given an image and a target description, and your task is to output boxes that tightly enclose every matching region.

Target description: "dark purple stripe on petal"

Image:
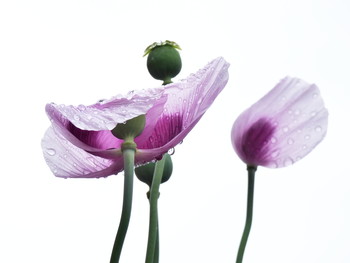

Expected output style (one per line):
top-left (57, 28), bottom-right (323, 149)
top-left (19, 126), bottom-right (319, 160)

top-left (138, 113), bottom-right (183, 149)
top-left (241, 118), bottom-right (276, 166)
top-left (67, 122), bottom-right (122, 150)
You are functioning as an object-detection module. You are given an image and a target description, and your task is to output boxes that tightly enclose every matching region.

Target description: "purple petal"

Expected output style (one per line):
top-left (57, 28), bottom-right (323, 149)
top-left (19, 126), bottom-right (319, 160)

top-left (136, 57), bottom-right (230, 162)
top-left (232, 77), bottom-right (328, 168)
top-left (46, 88), bottom-right (166, 131)
top-left (42, 126), bottom-right (123, 178)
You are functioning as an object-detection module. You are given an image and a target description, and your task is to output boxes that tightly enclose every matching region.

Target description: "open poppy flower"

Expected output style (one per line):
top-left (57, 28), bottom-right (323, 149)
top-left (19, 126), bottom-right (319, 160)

top-left (42, 57), bottom-right (229, 178)
top-left (231, 77), bottom-right (328, 168)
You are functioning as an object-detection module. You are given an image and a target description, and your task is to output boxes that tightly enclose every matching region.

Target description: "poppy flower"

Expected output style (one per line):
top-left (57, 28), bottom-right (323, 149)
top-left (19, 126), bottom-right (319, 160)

top-left (42, 57), bottom-right (229, 178)
top-left (231, 76), bottom-right (328, 168)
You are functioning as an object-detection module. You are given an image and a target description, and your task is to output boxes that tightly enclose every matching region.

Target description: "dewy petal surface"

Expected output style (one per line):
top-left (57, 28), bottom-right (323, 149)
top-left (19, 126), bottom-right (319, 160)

top-left (46, 88), bottom-right (166, 131)
top-left (42, 126), bottom-right (122, 178)
top-left (136, 57), bottom-right (230, 162)
top-left (231, 77), bottom-right (328, 168)
top-left (42, 57), bottom-right (230, 178)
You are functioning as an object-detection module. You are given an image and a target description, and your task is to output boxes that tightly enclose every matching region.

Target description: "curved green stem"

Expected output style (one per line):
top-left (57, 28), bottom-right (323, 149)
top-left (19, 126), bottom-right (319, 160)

top-left (236, 165), bottom-right (257, 263)
top-left (110, 148), bottom-right (135, 263)
top-left (145, 157), bottom-right (166, 263)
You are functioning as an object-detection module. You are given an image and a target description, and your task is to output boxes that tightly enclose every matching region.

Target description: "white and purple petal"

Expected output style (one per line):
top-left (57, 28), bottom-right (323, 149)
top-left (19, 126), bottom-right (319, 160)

top-left (42, 126), bottom-right (123, 178)
top-left (136, 57), bottom-right (230, 162)
top-left (232, 77), bottom-right (328, 168)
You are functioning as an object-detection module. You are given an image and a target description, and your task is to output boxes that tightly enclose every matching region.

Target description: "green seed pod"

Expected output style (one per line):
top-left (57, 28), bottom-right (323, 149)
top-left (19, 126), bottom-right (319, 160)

top-left (135, 153), bottom-right (173, 187)
top-left (144, 40), bottom-right (182, 85)
top-left (111, 115), bottom-right (146, 141)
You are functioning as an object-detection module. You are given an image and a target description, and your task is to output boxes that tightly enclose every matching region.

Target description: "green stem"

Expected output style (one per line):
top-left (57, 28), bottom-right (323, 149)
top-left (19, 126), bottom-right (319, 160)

top-left (110, 148), bottom-right (135, 263)
top-left (145, 157), bottom-right (166, 263)
top-left (236, 165), bottom-right (257, 263)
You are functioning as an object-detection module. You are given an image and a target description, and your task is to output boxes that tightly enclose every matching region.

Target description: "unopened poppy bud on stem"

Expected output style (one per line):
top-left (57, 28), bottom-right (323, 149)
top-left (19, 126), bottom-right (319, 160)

top-left (144, 40), bottom-right (182, 85)
top-left (135, 153), bottom-right (173, 187)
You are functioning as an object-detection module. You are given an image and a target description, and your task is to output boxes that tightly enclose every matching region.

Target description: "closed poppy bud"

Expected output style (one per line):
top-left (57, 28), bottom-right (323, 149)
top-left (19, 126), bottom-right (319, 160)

top-left (112, 114), bottom-right (146, 141)
top-left (144, 40), bottom-right (182, 85)
top-left (135, 153), bottom-right (173, 187)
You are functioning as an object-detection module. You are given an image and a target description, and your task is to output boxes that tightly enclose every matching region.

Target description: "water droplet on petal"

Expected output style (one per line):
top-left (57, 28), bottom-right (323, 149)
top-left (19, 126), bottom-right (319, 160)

top-left (74, 114), bottom-right (80, 121)
top-left (46, 148), bottom-right (56, 156)
top-left (271, 150), bottom-right (280, 158)
top-left (287, 138), bottom-right (294, 145)
top-left (302, 144), bottom-right (307, 150)
top-left (283, 126), bottom-right (289, 133)
top-left (78, 105), bottom-right (86, 110)
top-left (310, 111), bottom-right (316, 117)
top-left (270, 162), bottom-right (278, 168)
top-left (270, 137), bottom-right (277, 144)
top-left (315, 126), bottom-right (322, 132)
top-left (313, 93), bottom-right (318, 98)
top-left (283, 157), bottom-right (294, 166)
top-left (304, 135), bottom-right (310, 140)
top-left (294, 109), bottom-right (300, 115)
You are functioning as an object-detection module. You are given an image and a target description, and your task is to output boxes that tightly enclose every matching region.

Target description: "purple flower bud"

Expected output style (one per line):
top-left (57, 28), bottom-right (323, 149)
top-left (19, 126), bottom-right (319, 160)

top-left (231, 77), bottom-right (328, 168)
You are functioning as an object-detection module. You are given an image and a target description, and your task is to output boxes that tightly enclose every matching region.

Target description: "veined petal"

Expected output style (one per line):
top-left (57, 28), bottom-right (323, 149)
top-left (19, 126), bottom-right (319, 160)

top-left (46, 87), bottom-right (166, 131)
top-left (42, 126), bottom-right (123, 178)
top-left (232, 77), bottom-right (328, 168)
top-left (46, 88), bottom-right (167, 159)
top-left (136, 57), bottom-right (230, 161)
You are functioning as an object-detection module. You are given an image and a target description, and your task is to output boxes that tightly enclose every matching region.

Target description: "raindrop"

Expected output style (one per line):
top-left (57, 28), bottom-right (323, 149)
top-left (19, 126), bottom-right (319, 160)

top-left (271, 150), bottom-right (280, 158)
top-left (313, 93), bottom-right (318, 98)
top-left (283, 157), bottom-right (294, 166)
top-left (46, 148), bottom-right (56, 156)
top-left (74, 114), bottom-right (80, 121)
top-left (302, 144), bottom-right (307, 150)
top-left (304, 135), bottom-right (310, 140)
top-left (270, 137), bottom-right (277, 144)
top-left (288, 110), bottom-right (292, 115)
top-left (315, 126), bottom-right (322, 132)
top-left (294, 109), bottom-right (300, 115)
top-left (73, 163), bottom-right (77, 167)
top-left (106, 122), bottom-right (116, 130)
top-left (78, 105), bottom-right (86, 110)
top-left (283, 126), bottom-right (289, 133)
top-left (287, 138), bottom-right (294, 145)
top-left (168, 148), bottom-right (175, 155)
top-left (270, 162), bottom-right (278, 168)
top-left (310, 111), bottom-right (316, 117)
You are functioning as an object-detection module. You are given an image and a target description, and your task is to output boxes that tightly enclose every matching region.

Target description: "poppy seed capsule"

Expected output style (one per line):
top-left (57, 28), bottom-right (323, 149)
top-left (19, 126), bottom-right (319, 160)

top-left (135, 153), bottom-right (173, 187)
top-left (111, 114), bottom-right (146, 141)
top-left (145, 41), bottom-right (182, 85)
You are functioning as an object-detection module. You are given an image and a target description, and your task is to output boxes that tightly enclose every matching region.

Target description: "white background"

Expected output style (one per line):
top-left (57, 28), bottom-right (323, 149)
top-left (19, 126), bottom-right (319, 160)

top-left (1, 0), bottom-right (349, 262)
